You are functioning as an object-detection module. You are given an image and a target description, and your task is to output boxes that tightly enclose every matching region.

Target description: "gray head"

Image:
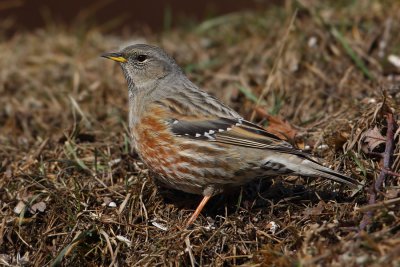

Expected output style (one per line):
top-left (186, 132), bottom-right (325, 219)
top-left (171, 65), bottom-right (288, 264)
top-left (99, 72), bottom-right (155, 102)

top-left (102, 44), bottom-right (181, 89)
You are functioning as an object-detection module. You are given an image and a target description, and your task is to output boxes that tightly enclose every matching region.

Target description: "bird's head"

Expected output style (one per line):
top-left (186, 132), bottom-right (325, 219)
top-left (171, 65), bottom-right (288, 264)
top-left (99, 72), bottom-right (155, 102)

top-left (102, 44), bottom-right (178, 89)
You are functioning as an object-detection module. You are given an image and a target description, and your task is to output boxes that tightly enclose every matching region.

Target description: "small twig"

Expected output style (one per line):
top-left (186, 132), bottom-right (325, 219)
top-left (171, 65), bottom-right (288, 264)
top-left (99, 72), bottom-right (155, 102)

top-left (357, 196), bottom-right (400, 212)
top-left (185, 236), bottom-right (196, 267)
top-left (359, 186), bottom-right (375, 231)
top-left (384, 169), bottom-right (400, 177)
top-left (359, 112), bottom-right (397, 231)
top-left (375, 113), bottom-right (396, 191)
top-left (32, 138), bottom-right (49, 159)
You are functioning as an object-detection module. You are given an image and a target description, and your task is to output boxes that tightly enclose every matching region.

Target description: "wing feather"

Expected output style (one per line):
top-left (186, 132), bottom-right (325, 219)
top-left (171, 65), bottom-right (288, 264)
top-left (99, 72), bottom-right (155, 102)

top-left (168, 117), bottom-right (296, 151)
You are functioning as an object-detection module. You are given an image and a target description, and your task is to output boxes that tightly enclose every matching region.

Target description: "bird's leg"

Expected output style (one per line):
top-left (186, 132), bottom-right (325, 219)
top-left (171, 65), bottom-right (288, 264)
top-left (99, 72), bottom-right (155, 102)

top-left (186, 195), bottom-right (211, 226)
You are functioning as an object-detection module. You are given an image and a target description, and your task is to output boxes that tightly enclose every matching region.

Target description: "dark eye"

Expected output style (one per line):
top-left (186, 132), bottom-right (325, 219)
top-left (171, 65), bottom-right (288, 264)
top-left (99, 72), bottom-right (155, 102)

top-left (136, 55), bottom-right (147, 62)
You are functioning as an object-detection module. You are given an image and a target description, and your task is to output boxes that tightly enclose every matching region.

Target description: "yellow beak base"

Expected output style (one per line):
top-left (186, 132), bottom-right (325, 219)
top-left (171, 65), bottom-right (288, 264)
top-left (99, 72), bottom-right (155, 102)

top-left (108, 56), bottom-right (127, 63)
top-left (101, 52), bottom-right (127, 63)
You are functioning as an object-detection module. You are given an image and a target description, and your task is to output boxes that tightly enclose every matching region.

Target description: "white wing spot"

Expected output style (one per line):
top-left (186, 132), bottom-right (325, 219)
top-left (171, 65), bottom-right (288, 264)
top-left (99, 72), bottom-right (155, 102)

top-left (195, 133), bottom-right (201, 137)
top-left (204, 133), bottom-right (214, 140)
top-left (209, 130), bottom-right (215, 134)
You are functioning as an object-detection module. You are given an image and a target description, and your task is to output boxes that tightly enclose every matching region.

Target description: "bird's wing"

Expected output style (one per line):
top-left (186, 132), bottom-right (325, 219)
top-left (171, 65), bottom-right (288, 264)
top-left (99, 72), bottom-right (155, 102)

top-left (168, 116), bottom-right (305, 153)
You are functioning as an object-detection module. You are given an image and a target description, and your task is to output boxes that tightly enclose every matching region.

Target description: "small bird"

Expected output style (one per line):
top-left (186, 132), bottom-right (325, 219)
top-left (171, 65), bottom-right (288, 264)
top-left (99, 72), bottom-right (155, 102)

top-left (102, 44), bottom-right (359, 226)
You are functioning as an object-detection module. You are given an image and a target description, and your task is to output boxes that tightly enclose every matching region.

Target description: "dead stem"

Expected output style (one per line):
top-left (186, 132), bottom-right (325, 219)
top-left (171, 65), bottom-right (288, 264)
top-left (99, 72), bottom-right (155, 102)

top-left (359, 112), bottom-right (398, 231)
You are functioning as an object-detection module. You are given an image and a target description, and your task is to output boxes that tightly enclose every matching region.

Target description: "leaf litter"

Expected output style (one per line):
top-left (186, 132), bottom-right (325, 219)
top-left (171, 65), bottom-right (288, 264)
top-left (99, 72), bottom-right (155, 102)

top-left (0, 1), bottom-right (400, 266)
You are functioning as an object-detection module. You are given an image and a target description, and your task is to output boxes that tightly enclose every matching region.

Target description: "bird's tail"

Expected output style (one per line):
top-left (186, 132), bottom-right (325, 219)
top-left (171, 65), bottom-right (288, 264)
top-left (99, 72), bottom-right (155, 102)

top-left (268, 153), bottom-right (360, 187)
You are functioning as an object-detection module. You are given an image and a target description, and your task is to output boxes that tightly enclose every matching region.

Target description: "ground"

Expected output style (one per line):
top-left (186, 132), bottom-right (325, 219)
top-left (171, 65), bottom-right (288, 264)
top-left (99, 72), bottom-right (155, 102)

top-left (1, 1), bottom-right (400, 266)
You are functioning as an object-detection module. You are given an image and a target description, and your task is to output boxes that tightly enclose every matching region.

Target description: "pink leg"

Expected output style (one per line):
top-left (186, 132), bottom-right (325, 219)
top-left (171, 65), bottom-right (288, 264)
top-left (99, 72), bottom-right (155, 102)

top-left (186, 195), bottom-right (211, 226)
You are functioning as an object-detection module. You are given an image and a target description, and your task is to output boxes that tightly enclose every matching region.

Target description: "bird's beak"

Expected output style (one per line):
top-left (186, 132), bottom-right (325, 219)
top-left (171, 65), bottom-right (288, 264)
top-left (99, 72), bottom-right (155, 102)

top-left (101, 52), bottom-right (127, 63)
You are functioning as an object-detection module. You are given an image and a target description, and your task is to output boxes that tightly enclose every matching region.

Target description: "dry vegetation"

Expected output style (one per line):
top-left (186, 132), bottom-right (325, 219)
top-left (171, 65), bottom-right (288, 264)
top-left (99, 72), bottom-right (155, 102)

top-left (1, 1), bottom-right (400, 266)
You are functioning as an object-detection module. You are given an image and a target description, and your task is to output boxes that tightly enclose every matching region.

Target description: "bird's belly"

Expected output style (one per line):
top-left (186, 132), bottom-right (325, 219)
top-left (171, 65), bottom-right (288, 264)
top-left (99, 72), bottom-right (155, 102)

top-left (131, 132), bottom-right (258, 194)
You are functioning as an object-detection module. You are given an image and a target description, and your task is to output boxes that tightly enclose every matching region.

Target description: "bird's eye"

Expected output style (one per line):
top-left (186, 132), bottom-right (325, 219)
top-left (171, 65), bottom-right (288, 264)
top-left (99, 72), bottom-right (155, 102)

top-left (136, 55), bottom-right (147, 62)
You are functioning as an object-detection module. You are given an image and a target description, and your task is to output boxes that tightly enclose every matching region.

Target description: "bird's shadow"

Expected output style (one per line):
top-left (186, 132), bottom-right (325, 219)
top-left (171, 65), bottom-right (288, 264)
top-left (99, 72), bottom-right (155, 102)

top-left (155, 178), bottom-right (355, 221)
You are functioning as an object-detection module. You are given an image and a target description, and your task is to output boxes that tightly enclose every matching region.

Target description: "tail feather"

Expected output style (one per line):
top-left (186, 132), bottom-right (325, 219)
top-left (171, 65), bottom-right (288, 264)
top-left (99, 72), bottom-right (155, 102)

top-left (264, 154), bottom-right (360, 187)
top-left (304, 160), bottom-right (360, 187)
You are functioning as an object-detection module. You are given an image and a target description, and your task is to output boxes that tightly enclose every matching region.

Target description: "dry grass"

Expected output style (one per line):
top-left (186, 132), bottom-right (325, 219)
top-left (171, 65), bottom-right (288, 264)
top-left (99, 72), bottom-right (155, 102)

top-left (1, 1), bottom-right (400, 266)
